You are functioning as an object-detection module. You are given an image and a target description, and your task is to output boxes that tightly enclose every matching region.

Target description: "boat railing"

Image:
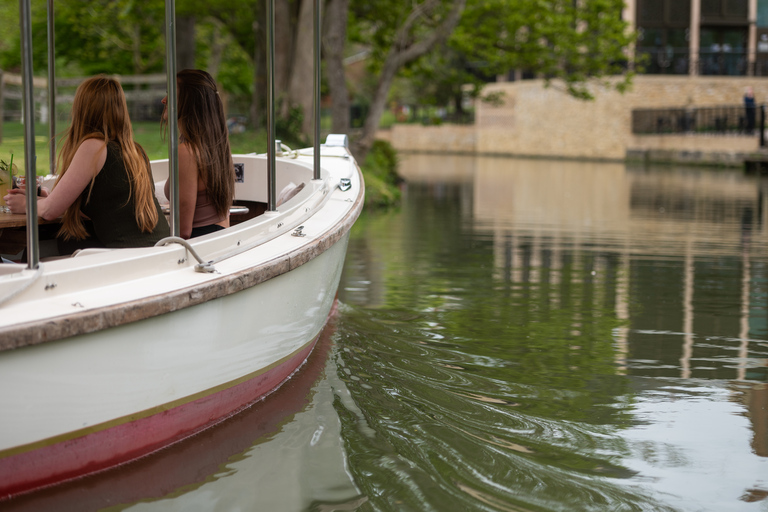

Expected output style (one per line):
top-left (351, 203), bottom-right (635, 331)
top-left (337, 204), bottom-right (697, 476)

top-left (159, 180), bottom-right (333, 273)
top-left (0, 175), bottom-right (330, 304)
top-left (14, 0), bottom-right (324, 269)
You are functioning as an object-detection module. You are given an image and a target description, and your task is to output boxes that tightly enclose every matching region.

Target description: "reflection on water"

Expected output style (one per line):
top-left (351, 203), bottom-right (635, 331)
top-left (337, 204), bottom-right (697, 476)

top-left (5, 155), bottom-right (768, 511)
top-left (339, 154), bottom-right (768, 511)
top-left (2, 321), bottom-right (364, 512)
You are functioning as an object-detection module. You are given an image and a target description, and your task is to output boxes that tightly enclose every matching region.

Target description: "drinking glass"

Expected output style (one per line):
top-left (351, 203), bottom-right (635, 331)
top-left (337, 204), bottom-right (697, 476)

top-left (0, 168), bottom-right (9, 212)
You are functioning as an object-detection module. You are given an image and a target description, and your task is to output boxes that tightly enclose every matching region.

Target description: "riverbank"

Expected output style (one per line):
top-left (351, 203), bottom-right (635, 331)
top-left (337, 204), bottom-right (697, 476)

top-left (378, 76), bottom-right (768, 168)
top-left (0, 121), bottom-right (398, 209)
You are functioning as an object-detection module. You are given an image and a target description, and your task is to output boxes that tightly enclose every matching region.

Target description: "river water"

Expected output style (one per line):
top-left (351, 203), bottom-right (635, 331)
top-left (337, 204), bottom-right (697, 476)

top-left (6, 155), bottom-right (768, 511)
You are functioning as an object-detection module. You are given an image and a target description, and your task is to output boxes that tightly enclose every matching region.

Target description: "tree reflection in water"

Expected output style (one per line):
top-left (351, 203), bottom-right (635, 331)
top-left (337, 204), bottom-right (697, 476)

top-left (337, 155), bottom-right (768, 511)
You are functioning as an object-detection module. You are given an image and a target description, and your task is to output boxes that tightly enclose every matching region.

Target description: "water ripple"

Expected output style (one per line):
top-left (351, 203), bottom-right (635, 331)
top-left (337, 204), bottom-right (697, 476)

top-left (333, 305), bottom-right (674, 511)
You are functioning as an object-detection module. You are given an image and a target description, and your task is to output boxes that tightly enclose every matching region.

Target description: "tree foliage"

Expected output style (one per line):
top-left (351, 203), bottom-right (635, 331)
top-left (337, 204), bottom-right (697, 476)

top-left (333, 0), bottom-right (635, 159)
top-left (0, 0), bottom-right (636, 152)
top-left (0, 0), bottom-right (256, 112)
top-left (452, 0), bottom-right (635, 99)
top-left (1, 0), bottom-right (166, 75)
top-left (338, 0), bottom-right (467, 159)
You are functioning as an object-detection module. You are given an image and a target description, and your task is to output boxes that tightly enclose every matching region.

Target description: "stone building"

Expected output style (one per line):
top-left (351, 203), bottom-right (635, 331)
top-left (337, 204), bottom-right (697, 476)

top-left (627, 0), bottom-right (766, 77)
top-left (382, 0), bottom-right (768, 166)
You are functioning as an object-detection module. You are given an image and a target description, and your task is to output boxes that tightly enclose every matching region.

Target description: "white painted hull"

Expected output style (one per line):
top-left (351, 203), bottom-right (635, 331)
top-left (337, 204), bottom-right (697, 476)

top-left (0, 144), bottom-right (364, 498)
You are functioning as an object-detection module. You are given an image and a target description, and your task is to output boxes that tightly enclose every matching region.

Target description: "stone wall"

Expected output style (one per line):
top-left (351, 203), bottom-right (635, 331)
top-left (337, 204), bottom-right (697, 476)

top-left (381, 124), bottom-right (476, 154)
top-left (381, 76), bottom-right (768, 166)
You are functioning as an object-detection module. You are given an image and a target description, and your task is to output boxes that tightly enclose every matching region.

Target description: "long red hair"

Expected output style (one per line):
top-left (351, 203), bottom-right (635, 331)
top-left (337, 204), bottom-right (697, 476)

top-left (56, 76), bottom-right (158, 240)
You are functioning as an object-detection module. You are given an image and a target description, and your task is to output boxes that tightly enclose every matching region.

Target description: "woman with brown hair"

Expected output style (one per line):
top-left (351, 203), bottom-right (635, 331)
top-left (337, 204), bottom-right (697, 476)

top-left (163, 69), bottom-right (235, 239)
top-left (4, 76), bottom-right (169, 251)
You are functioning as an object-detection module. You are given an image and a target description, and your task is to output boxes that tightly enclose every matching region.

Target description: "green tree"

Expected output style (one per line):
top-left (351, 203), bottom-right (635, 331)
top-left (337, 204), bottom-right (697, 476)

top-left (452, 0), bottom-right (635, 100)
top-left (326, 0), bottom-right (635, 160)
top-left (341, 0), bottom-right (467, 159)
top-left (1, 0), bottom-right (166, 76)
top-left (0, 0), bottom-right (312, 136)
top-left (395, 46), bottom-right (489, 122)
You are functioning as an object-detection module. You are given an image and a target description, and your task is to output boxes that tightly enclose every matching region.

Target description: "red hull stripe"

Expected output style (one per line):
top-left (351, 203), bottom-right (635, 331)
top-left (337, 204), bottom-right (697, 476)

top-left (0, 337), bottom-right (318, 499)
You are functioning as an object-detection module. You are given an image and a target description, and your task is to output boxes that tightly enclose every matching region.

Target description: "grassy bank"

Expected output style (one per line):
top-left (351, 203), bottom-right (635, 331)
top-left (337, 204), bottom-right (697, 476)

top-left (0, 121), bottom-right (399, 209)
top-left (0, 121), bottom-right (270, 173)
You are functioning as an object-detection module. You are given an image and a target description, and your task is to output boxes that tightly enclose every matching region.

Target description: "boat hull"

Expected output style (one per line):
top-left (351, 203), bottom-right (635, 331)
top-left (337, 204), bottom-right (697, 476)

top-left (2, 314), bottom-right (341, 511)
top-left (0, 230), bottom-right (351, 499)
top-left (0, 144), bottom-right (364, 499)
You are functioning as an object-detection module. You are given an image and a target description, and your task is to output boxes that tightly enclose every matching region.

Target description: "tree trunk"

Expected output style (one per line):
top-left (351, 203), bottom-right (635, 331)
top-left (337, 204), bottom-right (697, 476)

top-left (288, 0), bottom-right (315, 137)
top-left (275, 0), bottom-right (293, 117)
top-left (324, 0), bottom-right (350, 135)
top-left (354, 0), bottom-right (467, 160)
top-left (454, 92), bottom-right (464, 117)
top-left (251, 22), bottom-right (263, 129)
top-left (207, 20), bottom-right (227, 81)
top-left (354, 59), bottom-right (398, 160)
top-left (207, 21), bottom-right (229, 118)
top-left (131, 24), bottom-right (142, 121)
top-left (177, 15), bottom-right (197, 71)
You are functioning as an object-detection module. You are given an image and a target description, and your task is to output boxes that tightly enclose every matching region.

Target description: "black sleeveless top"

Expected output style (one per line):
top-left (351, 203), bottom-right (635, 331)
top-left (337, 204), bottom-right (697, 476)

top-left (77, 142), bottom-right (169, 248)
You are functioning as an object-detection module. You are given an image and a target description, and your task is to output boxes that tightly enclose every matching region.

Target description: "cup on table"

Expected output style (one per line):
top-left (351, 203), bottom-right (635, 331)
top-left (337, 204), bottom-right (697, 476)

top-left (12, 175), bottom-right (43, 196)
top-left (0, 169), bottom-right (9, 209)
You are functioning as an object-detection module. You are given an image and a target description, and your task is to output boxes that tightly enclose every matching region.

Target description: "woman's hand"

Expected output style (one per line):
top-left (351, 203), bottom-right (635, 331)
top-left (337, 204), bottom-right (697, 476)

top-left (4, 188), bottom-right (27, 214)
top-left (3, 186), bottom-right (50, 215)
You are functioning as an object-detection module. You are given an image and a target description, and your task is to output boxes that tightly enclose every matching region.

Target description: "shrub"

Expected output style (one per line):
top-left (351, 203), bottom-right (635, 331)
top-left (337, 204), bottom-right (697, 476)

top-left (361, 139), bottom-right (401, 209)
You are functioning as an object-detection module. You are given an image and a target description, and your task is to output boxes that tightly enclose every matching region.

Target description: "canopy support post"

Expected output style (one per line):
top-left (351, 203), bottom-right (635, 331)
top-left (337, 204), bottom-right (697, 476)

top-left (164, 0), bottom-right (180, 236)
top-left (313, 0), bottom-right (321, 181)
top-left (19, 0), bottom-right (39, 269)
top-left (47, 0), bottom-right (55, 176)
top-left (267, 0), bottom-right (276, 212)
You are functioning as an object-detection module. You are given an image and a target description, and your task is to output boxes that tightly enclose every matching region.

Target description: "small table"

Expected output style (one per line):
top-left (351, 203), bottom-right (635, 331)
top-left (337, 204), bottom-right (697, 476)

top-left (0, 212), bottom-right (33, 229)
top-left (0, 212), bottom-right (59, 256)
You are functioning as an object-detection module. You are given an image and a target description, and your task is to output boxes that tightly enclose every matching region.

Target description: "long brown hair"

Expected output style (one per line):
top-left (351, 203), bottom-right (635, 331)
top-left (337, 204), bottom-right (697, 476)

top-left (56, 76), bottom-right (158, 240)
top-left (164, 69), bottom-right (234, 218)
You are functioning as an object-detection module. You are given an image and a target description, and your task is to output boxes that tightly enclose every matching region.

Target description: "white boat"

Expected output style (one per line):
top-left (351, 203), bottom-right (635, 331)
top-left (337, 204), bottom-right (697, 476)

top-left (0, 142), bottom-right (364, 498)
top-left (0, 0), bottom-right (366, 499)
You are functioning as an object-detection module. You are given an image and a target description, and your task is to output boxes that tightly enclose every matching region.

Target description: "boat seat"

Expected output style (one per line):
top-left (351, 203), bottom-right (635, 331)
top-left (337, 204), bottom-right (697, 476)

top-left (0, 262), bottom-right (25, 275)
top-left (230, 201), bottom-right (266, 225)
top-left (161, 205), bottom-right (251, 216)
top-left (71, 248), bottom-right (114, 258)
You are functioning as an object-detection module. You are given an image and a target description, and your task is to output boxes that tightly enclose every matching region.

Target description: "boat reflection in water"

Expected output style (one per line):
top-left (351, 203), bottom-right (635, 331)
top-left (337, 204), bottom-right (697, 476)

top-left (3, 314), bottom-right (364, 512)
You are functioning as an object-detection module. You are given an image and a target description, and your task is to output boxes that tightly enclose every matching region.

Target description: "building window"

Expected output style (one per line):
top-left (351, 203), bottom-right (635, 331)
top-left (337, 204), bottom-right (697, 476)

top-left (636, 0), bottom-right (691, 74)
top-left (699, 28), bottom-right (748, 75)
top-left (702, 0), bottom-right (748, 21)
top-left (699, 0), bottom-right (749, 75)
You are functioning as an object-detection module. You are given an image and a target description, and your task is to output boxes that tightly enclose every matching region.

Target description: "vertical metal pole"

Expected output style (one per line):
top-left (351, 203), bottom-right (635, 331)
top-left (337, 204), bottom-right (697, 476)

top-left (47, 0), bottom-right (55, 175)
top-left (761, 104), bottom-right (765, 148)
top-left (313, 0), bottom-right (321, 181)
top-left (267, 0), bottom-right (276, 211)
top-left (0, 69), bottom-right (4, 144)
top-left (165, 0), bottom-right (180, 236)
top-left (19, 0), bottom-right (39, 269)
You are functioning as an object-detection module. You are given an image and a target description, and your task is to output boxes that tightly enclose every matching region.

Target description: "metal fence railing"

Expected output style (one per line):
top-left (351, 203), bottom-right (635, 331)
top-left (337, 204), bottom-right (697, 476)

top-left (635, 47), bottom-right (767, 77)
top-left (635, 46), bottom-right (692, 75)
top-left (632, 105), bottom-right (763, 139)
top-left (1, 73), bottom-right (167, 125)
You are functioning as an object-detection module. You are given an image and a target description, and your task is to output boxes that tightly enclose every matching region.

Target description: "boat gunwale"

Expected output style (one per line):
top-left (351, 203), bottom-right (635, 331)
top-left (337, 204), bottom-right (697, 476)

top-left (0, 164), bottom-right (364, 352)
top-left (0, 154), bottom-right (329, 295)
